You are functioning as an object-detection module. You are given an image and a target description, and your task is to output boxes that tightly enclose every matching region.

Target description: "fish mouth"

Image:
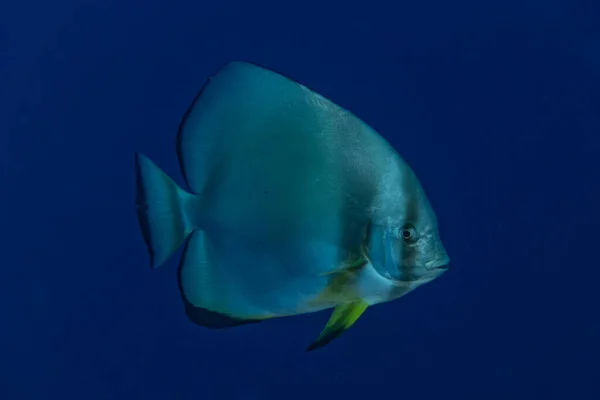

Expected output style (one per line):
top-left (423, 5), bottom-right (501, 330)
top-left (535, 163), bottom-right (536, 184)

top-left (425, 256), bottom-right (450, 271)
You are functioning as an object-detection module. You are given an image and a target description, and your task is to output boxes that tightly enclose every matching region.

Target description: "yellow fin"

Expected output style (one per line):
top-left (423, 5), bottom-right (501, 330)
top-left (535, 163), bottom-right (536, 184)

top-left (309, 261), bottom-right (365, 308)
top-left (306, 300), bottom-right (369, 351)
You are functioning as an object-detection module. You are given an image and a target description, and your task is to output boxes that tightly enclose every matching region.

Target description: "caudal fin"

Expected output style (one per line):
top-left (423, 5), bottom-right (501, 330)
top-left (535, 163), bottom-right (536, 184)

top-left (135, 153), bottom-right (198, 269)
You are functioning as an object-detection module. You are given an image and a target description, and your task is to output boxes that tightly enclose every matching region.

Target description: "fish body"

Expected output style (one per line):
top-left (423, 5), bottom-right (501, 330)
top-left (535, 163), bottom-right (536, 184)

top-left (135, 61), bottom-right (449, 350)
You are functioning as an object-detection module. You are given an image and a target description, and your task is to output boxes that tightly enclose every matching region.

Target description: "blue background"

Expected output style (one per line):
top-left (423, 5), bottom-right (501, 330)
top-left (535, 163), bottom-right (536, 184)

top-left (2, 0), bottom-right (599, 398)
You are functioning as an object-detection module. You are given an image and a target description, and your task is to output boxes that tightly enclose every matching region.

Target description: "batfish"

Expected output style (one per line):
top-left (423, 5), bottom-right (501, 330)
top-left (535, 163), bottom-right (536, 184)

top-left (135, 61), bottom-right (449, 351)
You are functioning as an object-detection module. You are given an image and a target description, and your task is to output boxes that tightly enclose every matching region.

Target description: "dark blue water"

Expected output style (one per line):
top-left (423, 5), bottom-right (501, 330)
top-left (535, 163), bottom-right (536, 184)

top-left (2, 0), bottom-right (599, 398)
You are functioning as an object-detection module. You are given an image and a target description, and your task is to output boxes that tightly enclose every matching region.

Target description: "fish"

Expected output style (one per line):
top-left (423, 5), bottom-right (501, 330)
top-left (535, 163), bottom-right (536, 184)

top-left (134, 61), bottom-right (450, 351)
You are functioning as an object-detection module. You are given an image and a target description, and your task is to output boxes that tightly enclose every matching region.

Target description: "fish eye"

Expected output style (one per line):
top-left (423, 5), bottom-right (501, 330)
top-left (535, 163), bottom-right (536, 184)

top-left (400, 224), bottom-right (417, 243)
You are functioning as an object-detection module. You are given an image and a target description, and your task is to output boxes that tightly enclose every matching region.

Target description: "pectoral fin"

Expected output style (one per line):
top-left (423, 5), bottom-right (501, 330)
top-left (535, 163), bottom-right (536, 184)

top-left (306, 300), bottom-right (369, 352)
top-left (318, 222), bottom-right (372, 278)
top-left (317, 256), bottom-right (367, 277)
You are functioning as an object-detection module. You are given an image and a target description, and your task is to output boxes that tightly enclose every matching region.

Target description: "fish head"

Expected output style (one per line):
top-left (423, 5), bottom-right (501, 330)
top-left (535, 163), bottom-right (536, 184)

top-left (367, 181), bottom-right (449, 286)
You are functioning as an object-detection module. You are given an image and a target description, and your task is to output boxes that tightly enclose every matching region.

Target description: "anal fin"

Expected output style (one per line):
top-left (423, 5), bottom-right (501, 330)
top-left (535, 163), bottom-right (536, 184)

top-left (177, 230), bottom-right (267, 328)
top-left (306, 300), bottom-right (369, 351)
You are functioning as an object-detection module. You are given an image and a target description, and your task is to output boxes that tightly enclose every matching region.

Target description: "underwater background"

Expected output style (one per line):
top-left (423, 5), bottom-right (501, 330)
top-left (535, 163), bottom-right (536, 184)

top-left (2, 0), bottom-right (599, 399)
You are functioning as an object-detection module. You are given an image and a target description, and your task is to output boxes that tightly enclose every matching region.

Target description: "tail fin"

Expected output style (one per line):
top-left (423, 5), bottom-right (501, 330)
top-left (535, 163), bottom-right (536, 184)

top-left (135, 153), bottom-right (198, 269)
